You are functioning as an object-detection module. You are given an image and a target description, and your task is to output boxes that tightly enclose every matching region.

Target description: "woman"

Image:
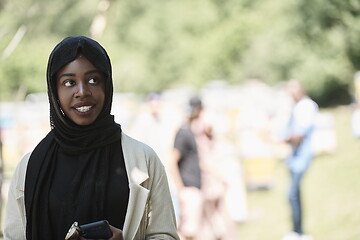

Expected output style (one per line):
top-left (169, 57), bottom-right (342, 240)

top-left (3, 36), bottom-right (179, 240)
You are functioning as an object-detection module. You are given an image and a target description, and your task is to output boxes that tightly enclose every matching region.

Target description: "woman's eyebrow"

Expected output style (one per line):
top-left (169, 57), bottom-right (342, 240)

top-left (85, 70), bottom-right (101, 75)
top-left (58, 73), bottom-right (75, 79)
top-left (58, 70), bottom-right (100, 79)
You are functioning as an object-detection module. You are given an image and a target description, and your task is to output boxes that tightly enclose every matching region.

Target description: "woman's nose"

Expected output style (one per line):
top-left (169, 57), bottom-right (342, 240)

top-left (75, 82), bottom-right (91, 97)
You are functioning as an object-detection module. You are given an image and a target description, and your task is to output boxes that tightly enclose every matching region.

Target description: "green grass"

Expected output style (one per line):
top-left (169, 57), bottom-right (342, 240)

top-left (237, 106), bottom-right (360, 240)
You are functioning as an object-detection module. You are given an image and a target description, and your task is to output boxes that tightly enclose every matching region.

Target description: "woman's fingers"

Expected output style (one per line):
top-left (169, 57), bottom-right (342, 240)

top-left (108, 225), bottom-right (124, 240)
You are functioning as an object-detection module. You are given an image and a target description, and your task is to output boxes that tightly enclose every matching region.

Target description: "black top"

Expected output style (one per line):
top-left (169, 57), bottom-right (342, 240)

top-left (48, 140), bottom-right (129, 238)
top-left (174, 126), bottom-right (202, 189)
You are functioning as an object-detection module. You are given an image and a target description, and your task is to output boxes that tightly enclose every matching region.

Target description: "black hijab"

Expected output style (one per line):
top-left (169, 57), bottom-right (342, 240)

top-left (24, 36), bottom-right (123, 239)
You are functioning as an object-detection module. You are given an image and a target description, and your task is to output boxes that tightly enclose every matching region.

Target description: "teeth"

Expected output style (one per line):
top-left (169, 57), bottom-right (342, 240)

top-left (76, 106), bottom-right (92, 112)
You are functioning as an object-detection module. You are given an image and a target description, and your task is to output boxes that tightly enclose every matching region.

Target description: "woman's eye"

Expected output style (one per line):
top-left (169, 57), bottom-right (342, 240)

top-left (89, 78), bottom-right (98, 84)
top-left (64, 80), bottom-right (75, 87)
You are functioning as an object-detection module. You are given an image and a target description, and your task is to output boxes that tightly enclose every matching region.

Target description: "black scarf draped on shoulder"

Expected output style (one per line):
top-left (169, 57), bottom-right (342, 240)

top-left (24, 36), bottom-right (122, 239)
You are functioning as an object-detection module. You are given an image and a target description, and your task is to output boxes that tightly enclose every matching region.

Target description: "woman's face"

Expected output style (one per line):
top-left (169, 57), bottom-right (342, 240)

top-left (56, 54), bottom-right (106, 126)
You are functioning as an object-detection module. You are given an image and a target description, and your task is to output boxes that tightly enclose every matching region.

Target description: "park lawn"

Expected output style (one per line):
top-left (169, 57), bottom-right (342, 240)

top-left (237, 106), bottom-right (360, 240)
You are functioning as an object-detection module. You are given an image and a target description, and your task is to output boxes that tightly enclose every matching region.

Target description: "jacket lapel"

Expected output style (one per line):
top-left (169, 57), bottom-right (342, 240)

top-left (121, 133), bottom-right (150, 240)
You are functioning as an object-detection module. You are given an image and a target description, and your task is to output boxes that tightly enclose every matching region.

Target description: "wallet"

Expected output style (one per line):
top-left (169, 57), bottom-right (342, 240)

top-left (65, 220), bottom-right (113, 239)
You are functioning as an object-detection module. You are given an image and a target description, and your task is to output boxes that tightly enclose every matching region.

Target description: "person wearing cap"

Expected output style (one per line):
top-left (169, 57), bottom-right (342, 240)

top-left (168, 96), bottom-right (205, 240)
top-left (3, 36), bottom-right (179, 240)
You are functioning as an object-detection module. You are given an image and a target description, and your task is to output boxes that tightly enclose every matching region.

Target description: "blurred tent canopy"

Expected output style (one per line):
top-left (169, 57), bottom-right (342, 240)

top-left (0, 0), bottom-right (359, 107)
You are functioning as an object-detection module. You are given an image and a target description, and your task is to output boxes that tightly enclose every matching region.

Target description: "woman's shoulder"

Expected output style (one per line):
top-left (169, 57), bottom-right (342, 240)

top-left (11, 152), bottom-right (32, 191)
top-left (121, 132), bottom-right (155, 154)
top-left (121, 132), bottom-right (163, 171)
top-left (16, 152), bottom-right (32, 173)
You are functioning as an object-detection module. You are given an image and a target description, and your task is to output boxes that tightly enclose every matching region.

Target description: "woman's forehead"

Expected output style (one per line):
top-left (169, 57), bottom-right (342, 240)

top-left (56, 55), bottom-right (99, 77)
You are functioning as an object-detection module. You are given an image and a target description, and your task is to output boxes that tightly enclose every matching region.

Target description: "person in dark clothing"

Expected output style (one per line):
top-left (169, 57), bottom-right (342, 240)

top-left (169, 96), bottom-right (203, 240)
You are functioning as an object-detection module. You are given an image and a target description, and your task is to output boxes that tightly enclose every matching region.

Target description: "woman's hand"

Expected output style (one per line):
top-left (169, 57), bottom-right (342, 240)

top-left (108, 225), bottom-right (124, 240)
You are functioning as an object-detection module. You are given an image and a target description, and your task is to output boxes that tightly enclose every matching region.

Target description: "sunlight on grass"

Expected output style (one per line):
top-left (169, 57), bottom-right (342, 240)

top-left (237, 106), bottom-right (360, 240)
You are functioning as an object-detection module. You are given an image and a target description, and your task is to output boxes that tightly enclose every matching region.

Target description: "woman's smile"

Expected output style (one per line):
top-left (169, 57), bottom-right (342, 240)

top-left (72, 101), bottom-right (96, 113)
top-left (75, 105), bottom-right (92, 112)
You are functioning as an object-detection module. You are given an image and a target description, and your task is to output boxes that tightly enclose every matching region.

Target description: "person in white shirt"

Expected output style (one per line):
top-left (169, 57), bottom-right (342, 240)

top-left (282, 79), bottom-right (318, 240)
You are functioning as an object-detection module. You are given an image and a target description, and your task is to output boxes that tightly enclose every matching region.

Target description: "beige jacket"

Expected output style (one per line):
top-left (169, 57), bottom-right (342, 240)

top-left (3, 133), bottom-right (179, 240)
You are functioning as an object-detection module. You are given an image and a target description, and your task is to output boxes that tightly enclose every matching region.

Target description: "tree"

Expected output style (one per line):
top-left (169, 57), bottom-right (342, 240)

top-left (0, 0), bottom-right (359, 106)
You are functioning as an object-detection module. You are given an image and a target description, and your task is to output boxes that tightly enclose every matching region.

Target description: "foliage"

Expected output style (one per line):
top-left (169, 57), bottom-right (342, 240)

top-left (0, 0), bottom-right (360, 106)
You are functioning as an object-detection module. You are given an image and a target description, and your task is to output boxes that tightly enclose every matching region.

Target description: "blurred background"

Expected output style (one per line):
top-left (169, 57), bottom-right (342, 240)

top-left (0, 0), bottom-right (360, 239)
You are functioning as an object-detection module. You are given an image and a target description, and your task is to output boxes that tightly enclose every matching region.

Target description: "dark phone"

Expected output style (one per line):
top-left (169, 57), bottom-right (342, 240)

top-left (79, 220), bottom-right (113, 239)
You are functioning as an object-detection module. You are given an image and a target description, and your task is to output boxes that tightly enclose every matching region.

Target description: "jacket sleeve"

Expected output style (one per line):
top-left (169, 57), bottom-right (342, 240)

top-left (3, 153), bottom-right (30, 240)
top-left (144, 149), bottom-right (179, 240)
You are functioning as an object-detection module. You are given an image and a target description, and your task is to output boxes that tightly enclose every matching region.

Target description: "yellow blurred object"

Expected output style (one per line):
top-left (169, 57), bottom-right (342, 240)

top-left (243, 157), bottom-right (277, 190)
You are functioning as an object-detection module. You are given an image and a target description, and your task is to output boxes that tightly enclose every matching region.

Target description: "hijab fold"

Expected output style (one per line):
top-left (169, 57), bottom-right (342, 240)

top-left (24, 36), bottom-right (122, 240)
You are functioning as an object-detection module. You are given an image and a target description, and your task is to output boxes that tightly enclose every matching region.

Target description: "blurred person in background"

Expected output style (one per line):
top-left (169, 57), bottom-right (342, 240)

top-left (282, 79), bottom-right (318, 240)
top-left (169, 96), bottom-right (204, 240)
top-left (192, 100), bottom-right (237, 240)
top-left (129, 91), bottom-right (180, 220)
top-left (129, 92), bottom-right (170, 164)
top-left (3, 36), bottom-right (179, 240)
